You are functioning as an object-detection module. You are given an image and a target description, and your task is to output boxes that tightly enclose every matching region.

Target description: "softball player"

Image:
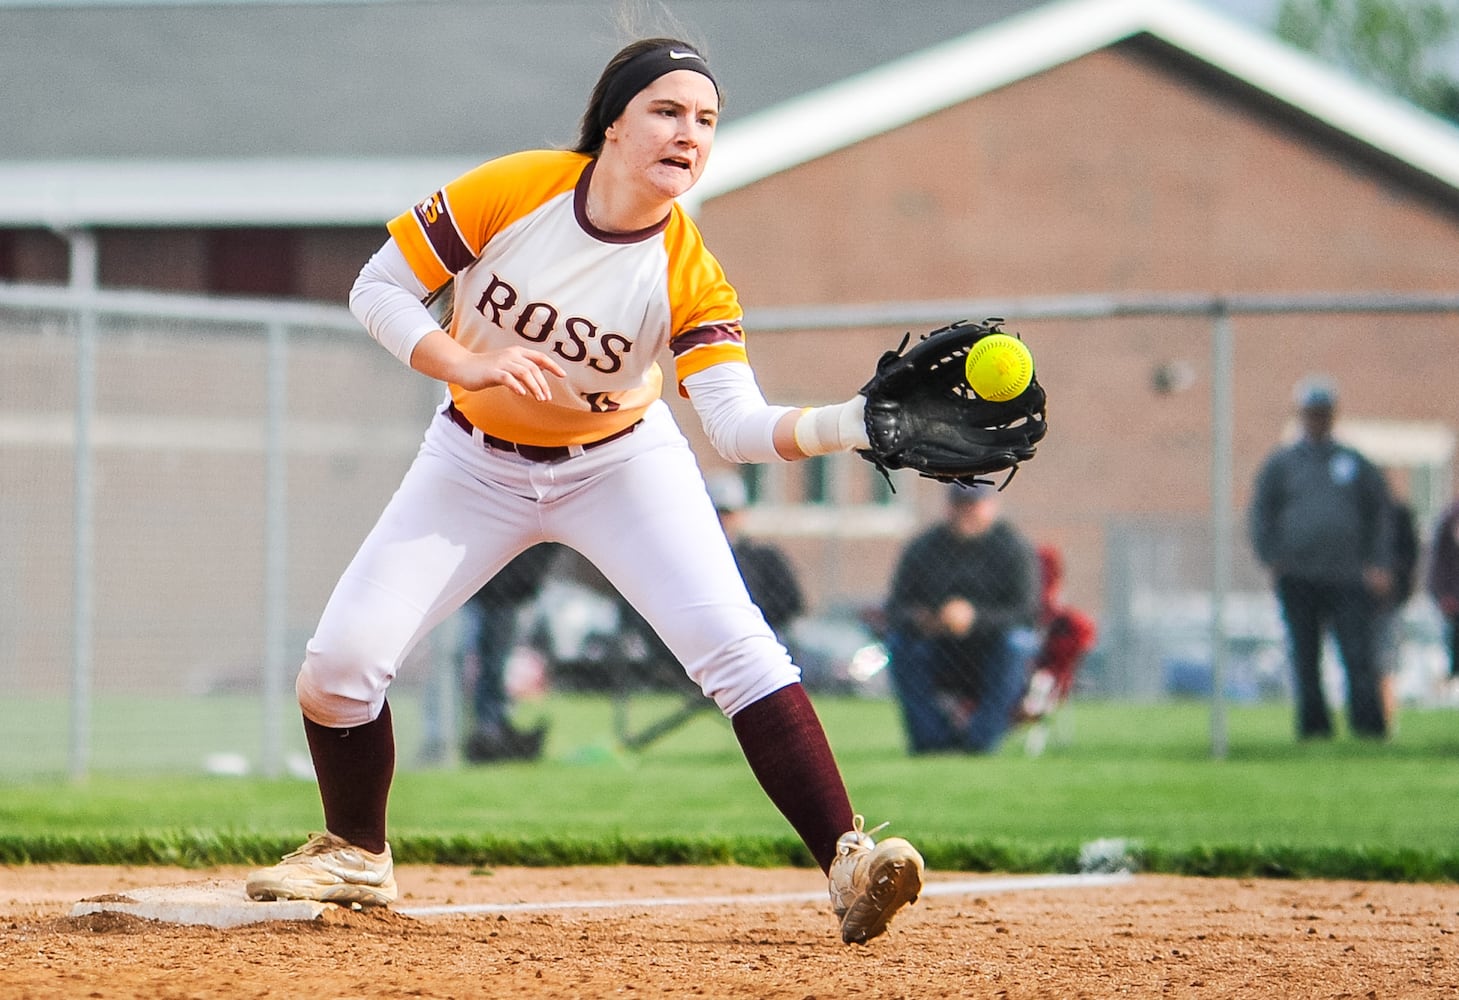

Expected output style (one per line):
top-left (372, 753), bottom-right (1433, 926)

top-left (246, 37), bottom-right (922, 945)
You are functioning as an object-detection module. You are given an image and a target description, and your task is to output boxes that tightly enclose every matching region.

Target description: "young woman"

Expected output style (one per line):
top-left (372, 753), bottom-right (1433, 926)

top-left (245, 37), bottom-right (922, 946)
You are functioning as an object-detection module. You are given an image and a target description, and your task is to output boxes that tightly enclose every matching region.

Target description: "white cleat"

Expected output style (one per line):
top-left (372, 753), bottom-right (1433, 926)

top-left (246, 832), bottom-right (397, 907)
top-left (828, 815), bottom-right (924, 944)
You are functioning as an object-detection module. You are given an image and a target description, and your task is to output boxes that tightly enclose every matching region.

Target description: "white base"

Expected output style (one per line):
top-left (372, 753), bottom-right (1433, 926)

top-left (71, 878), bottom-right (334, 928)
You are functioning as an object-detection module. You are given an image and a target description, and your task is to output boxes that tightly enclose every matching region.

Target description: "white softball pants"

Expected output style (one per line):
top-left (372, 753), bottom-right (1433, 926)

top-left (296, 399), bottom-right (799, 727)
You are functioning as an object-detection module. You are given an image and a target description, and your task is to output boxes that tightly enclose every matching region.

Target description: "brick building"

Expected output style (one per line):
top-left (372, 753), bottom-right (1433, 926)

top-left (2, 0), bottom-right (1457, 621)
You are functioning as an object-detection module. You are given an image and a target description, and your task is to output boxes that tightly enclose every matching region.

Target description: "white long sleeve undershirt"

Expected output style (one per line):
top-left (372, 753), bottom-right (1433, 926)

top-left (682, 363), bottom-right (797, 464)
top-left (347, 239), bottom-right (440, 365)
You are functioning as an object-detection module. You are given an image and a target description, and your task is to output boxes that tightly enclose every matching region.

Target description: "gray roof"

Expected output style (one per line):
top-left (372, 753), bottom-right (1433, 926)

top-left (7, 0), bottom-right (1456, 229)
top-left (3, 0), bottom-right (1039, 160)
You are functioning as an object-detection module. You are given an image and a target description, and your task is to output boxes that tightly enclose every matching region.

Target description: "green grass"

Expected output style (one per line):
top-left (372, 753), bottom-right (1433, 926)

top-left (3, 694), bottom-right (1458, 881)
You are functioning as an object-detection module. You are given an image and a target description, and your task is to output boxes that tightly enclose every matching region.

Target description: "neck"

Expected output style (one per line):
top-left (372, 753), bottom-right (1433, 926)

top-left (587, 160), bottom-right (672, 233)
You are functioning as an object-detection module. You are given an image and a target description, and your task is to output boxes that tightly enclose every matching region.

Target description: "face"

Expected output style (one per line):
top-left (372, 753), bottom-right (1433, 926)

top-left (1300, 404), bottom-right (1334, 439)
top-left (950, 497), bottom-right (998, 535)
top-left (602, 70), bottom-right (719, 202)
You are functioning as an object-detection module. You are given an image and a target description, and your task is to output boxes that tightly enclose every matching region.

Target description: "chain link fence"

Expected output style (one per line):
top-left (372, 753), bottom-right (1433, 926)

top-left (2, 283), bottom-right (1456, 776)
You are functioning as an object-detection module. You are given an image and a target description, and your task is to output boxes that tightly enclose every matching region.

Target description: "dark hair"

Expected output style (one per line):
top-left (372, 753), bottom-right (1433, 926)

top-left (573, 37), bottom-right (718, 156)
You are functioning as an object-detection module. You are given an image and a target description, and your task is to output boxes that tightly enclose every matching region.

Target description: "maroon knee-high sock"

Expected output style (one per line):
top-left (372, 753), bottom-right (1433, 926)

top-left (731, 683), bottom-right (854, 873)
top-left (303, 700), bottom-right (395, 855)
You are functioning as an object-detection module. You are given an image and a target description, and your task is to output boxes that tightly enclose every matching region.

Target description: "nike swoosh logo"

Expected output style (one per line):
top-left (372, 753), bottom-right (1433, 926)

top-left (667, 50), bottom-right (699, 60)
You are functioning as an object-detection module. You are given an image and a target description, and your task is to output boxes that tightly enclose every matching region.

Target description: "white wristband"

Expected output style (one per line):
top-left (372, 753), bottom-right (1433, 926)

top-left (793, 396), bottom-right (870, 456)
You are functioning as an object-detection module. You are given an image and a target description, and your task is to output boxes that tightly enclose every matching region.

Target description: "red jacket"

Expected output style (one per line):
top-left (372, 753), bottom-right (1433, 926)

top-left (1034, 546), bottom-right (1098, 701)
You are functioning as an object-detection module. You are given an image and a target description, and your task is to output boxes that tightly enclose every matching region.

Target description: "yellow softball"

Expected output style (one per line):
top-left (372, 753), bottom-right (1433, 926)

top-left (964, 333), bottom-right (1034, 401)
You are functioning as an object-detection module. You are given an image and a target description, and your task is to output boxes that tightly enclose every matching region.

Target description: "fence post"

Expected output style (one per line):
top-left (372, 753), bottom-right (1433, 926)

top-left (261, 320), bottom-right (289, 777)
top-left (67, 231), bottom-right (98, 782)
top-left (1209, 305), bottom-right (1233, 760)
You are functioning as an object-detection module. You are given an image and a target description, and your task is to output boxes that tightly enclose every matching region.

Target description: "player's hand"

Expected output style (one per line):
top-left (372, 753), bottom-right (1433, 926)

top-left (938, 597), bottom-right (976, 637)
top-left (452, 346), bottom-right (567, 400)
top-left (409, 332), bottom-right (567, 399)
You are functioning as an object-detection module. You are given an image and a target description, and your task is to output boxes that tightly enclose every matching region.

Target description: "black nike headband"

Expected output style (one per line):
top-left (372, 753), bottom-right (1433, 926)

top-left (596, 44), bottom-right (719, 136)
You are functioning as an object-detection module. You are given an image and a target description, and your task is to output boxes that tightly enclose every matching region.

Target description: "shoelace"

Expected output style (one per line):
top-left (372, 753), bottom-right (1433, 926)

top-left (280, 833), bottom-right (340, 861)
top-left (839, 815), bottom-right (893, 857)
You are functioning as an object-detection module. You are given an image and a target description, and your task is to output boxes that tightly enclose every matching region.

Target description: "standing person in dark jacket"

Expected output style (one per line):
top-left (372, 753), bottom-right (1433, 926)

top-left (1427, 498), bottom-right (1459, 682)
top-left (884, 482), bottom-right (1039, 754)
top-left (1248, 376), bottom-right (1393, 740)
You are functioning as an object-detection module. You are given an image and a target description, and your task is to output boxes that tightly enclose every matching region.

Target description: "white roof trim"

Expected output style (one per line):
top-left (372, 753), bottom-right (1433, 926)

top-left (0, 157), bottom-right (476, 229)
top-left (686, 0), bottom-right (1459, 211)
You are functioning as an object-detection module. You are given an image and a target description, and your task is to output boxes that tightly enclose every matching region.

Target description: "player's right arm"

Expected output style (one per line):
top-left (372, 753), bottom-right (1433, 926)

top-left (350, 239), bottom-right (563, 399)
top-left (409, 330), bottom-right (563, 400)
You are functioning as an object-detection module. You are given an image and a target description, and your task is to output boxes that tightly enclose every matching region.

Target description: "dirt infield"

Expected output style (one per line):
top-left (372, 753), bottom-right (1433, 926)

top-left (2, 864), bottom-right (1457, 998)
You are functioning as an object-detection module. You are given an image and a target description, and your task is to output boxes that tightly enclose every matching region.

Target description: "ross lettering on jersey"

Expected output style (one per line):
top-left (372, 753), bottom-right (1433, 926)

top-left (476, 274), bottom-right (518, 327)
top-left (474, 271), bottom-right (633, 373)
top-left (669, 322), bottom-right (745, 357)
top-left (413, 190), bottom-right (475, 274)
top-left (555, 316), bottom-right (592, 363)
top-left (514, 301), bottom-right (558, 344)
top-left (590, 332), bottom-right (632, 374)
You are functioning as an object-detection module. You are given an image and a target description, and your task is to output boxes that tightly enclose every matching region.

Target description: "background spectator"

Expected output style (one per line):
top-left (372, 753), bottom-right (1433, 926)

top-left (1427, 498), bottom-right (1459, 684)
top-left (1374, 489), bottom-right (1419, 727)
top-left (1247, 375), bottom-right (1392, 740)
top-left (421, 545), bottom-right (558, 764)
top-left (1018, 544), bottom-right (1098, 724)
top-left (883, 482), bottom-right (1040, 755)
top-left (705, 472), bottom-right (805, 643)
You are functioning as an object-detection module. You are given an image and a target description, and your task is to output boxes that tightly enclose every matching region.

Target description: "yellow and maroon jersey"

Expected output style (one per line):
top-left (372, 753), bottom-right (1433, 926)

top-left (388, 149), bottom-right (747, 446)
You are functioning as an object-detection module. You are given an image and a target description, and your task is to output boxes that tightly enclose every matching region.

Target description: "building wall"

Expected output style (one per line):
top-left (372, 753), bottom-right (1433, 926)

top-left (692, 45), bottom-right (1459, 612)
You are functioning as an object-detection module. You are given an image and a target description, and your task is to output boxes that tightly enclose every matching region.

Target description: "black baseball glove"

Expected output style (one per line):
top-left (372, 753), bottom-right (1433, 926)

top-left (858, 318), bottom-right (1047, 489)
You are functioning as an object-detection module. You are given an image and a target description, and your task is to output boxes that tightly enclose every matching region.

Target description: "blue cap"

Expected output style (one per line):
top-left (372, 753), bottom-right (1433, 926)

top-left (1294, 375), bottom-right (1337, 410)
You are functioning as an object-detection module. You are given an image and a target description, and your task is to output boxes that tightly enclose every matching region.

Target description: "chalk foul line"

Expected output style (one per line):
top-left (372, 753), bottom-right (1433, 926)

top-left (398, 870), bottom-right (1133, 918)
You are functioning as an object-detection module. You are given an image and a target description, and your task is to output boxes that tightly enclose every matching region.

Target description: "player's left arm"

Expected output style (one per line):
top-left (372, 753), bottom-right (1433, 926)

top-left (669, 213), bottom-right (868, 463)
top-left (683, 361), bottom-right (872, 463)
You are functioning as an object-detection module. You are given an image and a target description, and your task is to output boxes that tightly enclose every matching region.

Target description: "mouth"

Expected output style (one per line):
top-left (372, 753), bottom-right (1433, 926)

top-left (660, 156), bottom-right (693, 171)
